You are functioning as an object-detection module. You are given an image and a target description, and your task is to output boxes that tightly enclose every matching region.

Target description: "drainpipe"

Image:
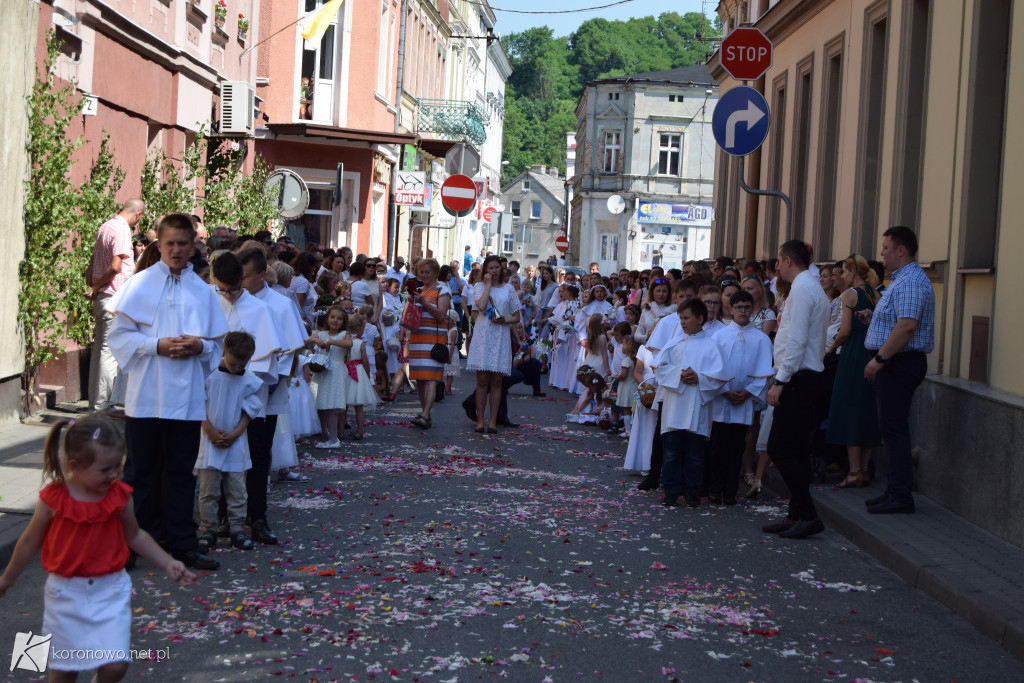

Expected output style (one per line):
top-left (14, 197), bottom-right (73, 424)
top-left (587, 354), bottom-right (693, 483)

top-left (387, 0), bottom-right (409, 264)
top-left (744, 75), bottom-right (766, 260)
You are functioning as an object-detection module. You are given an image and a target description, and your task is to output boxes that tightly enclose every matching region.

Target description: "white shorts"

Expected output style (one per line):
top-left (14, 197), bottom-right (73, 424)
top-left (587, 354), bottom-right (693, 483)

top-left (42, 570), bottom-right (132, 670)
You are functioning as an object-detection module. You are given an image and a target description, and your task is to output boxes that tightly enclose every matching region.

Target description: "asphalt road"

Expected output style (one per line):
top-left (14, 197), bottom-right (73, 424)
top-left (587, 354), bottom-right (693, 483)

top-left (2, 370), bottom-right (1023, 682)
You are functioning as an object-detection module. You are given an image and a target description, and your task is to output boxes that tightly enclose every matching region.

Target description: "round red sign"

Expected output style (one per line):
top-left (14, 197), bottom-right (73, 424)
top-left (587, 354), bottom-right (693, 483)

top-left (555, 235), bottom-right (569, 253)
top-left (481, 206), bottom-right (496, 222)
top-left (440, 174), bottom-right (478, 216)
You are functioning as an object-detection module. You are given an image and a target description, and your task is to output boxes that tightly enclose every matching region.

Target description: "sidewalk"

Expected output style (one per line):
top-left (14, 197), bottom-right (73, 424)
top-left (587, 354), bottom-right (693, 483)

top-left (764, 470), bottom-right (1024, 660)
top-left (1, 407), bottom-right (1023, 661)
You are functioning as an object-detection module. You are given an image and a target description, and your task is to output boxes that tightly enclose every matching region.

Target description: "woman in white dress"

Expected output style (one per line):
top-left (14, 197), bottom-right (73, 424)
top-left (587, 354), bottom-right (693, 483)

top-left (634, 277), bottom-right (676, 344)
top-left (466, 256), bottom-right (522, 433)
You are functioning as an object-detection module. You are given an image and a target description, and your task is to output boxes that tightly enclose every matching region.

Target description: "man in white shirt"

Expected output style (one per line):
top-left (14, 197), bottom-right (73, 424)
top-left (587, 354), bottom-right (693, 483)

top-left (762, 240), bottom-right (830, 539)
top-left (107, 212), bottom-right (229, 570)
top-left (86, 198), bottom-right (145, 413)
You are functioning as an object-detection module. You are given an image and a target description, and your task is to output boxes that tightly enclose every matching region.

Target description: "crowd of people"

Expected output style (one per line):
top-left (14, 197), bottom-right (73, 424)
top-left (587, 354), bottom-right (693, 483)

top-left (0, 197), bottom-right (935, 680)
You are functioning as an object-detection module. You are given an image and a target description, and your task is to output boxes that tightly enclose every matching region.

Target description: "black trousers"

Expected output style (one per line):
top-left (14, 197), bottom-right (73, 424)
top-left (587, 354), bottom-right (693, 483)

top-left (874, 351), bottom-right (927, 504)
top-left (246, 415), bottom-right (277, 525)
top-left (767, 370), bottom-right (823, 521)
top-left (124, 417), bottom-right (201, 553)
top-left (709, 422), bottom-right (748, 499)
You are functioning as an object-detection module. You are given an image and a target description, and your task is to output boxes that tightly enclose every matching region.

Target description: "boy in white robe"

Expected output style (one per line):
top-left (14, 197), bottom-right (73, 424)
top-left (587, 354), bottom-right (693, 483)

top-left (240, 247), bottom-right (311, 519)
top-left (210, 252), bottom-right (284, 545)
top-left (106, 212), bottom-right (229, 571)
top-left (653, 299), bottom-right (730, 508)
top-left (196, 331), bottom-right (263, 551)
top-left (708, 290), bottom-right (775, 504)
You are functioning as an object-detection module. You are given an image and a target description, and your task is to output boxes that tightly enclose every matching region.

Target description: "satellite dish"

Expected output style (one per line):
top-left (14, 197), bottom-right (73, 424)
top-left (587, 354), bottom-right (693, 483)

top-left (265, 169), bottom-right (309, 220)
top-left (607, 194), bottom-right (626, 215)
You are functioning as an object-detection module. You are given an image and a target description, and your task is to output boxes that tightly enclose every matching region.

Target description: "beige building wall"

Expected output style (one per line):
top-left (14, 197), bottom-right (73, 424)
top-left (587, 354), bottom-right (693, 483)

top-left (0, 0), bottom-right (38, 424)
top-left (711, 0), bottom-right (1024, 547)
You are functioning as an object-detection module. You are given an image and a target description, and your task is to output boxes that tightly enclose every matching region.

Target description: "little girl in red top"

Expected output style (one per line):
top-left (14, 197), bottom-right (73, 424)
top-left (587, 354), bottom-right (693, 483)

top-left (0, 414), bottom-right (197, 681)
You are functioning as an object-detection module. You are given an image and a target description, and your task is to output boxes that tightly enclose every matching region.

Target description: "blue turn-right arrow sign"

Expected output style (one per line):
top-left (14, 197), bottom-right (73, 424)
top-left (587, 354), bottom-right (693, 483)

top-left (712, 86), bottom-right (770, 157)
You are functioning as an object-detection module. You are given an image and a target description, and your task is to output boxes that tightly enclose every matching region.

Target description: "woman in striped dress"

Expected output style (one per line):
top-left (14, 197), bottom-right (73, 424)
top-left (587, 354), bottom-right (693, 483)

top-left (405, 258), bottom-right (450, 429)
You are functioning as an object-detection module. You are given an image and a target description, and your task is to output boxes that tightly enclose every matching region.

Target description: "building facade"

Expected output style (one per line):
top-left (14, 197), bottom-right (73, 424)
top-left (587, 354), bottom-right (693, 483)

top-left (710, 0), bottom-right (1024, 548)
top-left (499, 165), bottom-right (566, 266)
top-left (570, 66), bottom-right (718, 273)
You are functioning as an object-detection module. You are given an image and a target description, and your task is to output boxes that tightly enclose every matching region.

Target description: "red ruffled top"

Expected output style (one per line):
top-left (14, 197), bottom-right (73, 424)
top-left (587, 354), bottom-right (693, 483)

top-left (40, 480), bottom-right (132, 578)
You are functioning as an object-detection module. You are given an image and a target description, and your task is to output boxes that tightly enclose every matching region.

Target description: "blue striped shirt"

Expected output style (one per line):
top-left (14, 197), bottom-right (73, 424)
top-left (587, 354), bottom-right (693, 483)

top-left (865, 261), bottom-right (934, 353)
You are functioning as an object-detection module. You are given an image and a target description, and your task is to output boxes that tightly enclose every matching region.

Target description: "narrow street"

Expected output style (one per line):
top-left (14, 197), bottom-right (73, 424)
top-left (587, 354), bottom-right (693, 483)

top-left (3, 372), bottom-right (1022, 682)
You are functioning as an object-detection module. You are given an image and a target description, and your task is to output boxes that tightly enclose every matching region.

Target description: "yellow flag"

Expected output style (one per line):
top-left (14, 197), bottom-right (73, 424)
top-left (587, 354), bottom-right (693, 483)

top-left (301, 0), bottom-right (345, 41)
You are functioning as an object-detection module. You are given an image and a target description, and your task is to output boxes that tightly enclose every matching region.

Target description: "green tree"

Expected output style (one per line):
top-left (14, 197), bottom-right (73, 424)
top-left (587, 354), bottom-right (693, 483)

top-left (140, 132), bottom-right (207, 233)
top-left (20, 32), bottom-right (124, 412)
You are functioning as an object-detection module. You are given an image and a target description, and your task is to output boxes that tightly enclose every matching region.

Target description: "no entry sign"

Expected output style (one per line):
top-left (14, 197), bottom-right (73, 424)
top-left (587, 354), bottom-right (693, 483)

top-left (720, 27), bottom-right (773, 81)
top-left (441, 174), bottom-right (477, 217)
top-left (555, 235), bottom-right (569, 253)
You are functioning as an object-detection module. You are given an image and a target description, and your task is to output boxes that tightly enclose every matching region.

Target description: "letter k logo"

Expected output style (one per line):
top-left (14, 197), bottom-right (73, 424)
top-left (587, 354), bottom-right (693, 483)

top-left (10, 631), bottom-right (51, 672)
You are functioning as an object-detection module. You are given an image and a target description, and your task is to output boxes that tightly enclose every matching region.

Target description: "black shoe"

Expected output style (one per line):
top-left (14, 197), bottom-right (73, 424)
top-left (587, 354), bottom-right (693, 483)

top-left (762, 518), bottom-right (796, 534)
top-left (684, 492), bottom-right (701, 508)
top-left (250, 520), bottom-right (279, 545)
top-left (231, 532), bottom-right (254, 550)
top-left (865, 493), bottom-right (889, 507)
top-left (497, 420), bottom-right (520, 428)
top-left (637, 477), bottom-right (660, 491)
top-left (779, 518), bottom-right (825, 539)
top-left (867, 499), bottom-right (915, 514)
top-left (173, 550), bottom-right (220, 570)
top-left (486, 427), bottom-right (498, 434)
top-left (198, 531), bottom-right (217, 550)
top-left (661, 493), bottom-right (679, 507)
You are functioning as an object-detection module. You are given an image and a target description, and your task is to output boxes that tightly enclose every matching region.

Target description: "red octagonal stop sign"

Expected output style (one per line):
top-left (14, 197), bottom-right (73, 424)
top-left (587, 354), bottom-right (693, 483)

top-left (720, 27), bottom-right (773, 81)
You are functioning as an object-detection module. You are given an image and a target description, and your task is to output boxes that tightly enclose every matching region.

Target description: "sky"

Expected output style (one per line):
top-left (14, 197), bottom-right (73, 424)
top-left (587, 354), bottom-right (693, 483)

top-left (492, 0), bottom-right (712, 38)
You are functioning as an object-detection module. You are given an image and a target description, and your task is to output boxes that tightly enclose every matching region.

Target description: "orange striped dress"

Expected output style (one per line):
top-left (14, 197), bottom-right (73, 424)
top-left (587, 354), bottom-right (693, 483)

top-left (407, 284), bottom-right (448, 382)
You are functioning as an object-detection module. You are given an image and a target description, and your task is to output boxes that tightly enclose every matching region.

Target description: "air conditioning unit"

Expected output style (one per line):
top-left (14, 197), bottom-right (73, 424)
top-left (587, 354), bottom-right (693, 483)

top-left (219, 81), bottom-right (255, 136)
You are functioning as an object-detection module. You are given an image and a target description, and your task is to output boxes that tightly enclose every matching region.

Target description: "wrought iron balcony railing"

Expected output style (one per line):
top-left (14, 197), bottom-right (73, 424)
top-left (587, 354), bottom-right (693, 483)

top-left (417, 99), bottom-right (489, 146)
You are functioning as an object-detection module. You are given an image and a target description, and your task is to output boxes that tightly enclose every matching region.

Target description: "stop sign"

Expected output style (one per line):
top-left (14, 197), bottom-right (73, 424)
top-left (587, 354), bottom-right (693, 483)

top-left (555, 235), bottom-right (569, 253)
top-left (440, 174), bottom-right (478, 217)
top-left (720, 27), bottom-right (773, 81)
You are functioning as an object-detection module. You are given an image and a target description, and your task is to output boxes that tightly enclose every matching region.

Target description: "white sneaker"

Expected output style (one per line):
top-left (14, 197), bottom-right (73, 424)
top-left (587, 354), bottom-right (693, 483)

top-left (314, 439), bottom-right (341, 449)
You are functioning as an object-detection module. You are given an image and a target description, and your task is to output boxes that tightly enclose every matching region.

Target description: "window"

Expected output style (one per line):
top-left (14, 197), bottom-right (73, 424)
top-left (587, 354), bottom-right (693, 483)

top-left (530, 201), bottom-right (541, 219)
top-left (600, 234), bottom-right (619, 262)
top-left (511, 200), bottom-right (520, 217)
top-left (502, 232), bottom-right (514, 253)
top-left (376, 2), bottom-right (396, 98)
top-left (658, 134), bottom-right (682, 175)
top-left (607, 92), bottom-right (619, 100)
top-left (523, 179), bottom-right (531, 190)
top-left (603, 131), bottom-right (621, 173)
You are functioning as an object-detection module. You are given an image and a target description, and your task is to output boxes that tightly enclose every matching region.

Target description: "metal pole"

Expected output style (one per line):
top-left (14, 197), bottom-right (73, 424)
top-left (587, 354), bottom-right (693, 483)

top-left (737, 155), bottom-right (791, 244)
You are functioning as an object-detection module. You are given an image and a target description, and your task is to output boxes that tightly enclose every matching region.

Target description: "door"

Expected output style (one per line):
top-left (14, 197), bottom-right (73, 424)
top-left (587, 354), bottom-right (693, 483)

top-left (302, 0), bottom-right (338, 123)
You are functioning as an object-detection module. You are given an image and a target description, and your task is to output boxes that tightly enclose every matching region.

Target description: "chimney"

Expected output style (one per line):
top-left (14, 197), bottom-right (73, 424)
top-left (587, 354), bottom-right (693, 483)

top-left (531, 164), bottom-right (546, 174)
top-left (548, 167), bottom-right (560, 178)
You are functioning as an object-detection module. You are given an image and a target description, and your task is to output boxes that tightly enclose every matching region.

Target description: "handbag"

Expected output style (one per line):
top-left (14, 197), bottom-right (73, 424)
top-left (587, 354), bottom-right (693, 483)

top-left (430, 322), bottom-right (451, 363)
top-left (484, 296), bottom-right (505, 324)
top-left (400, 302), bottom-right (422, 330)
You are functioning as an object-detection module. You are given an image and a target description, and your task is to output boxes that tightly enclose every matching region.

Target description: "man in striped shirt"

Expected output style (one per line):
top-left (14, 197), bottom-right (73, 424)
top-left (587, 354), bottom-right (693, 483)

top-left (86, 198), bottom-right (145, 413)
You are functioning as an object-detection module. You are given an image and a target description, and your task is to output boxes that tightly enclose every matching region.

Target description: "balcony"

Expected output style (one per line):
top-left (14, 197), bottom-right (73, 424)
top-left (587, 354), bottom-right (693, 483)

top-left (416, 99), bottom-right (489, 146)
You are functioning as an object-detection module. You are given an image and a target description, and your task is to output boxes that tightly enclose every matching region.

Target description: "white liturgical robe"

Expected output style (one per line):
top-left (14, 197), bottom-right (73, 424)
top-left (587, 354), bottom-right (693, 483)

top-left (654, 329), bottom-right (730, 438)
top-left (194, 369), bottom-right (264, 472)
top-left (106, 261), bottom-right (229, 421)
top-left (253, 283), bottom-right (309, 416)
top-left (711, 322), bottom-right (776, 425)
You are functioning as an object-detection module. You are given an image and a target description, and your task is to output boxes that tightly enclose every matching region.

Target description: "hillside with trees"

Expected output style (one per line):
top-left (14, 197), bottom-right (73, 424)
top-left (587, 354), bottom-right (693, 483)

top-left (500, 12), bottom-right (720, 185)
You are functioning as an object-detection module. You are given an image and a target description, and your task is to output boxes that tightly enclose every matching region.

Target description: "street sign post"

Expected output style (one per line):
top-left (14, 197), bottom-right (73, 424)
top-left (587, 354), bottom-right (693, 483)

top-left (720, 27), bottom-right (773, 81)
top-left (555, 235), bottom-right (569, 253)
top-left (440, 174), bottom-right (478, 217)
top-left (712, 86), bottom-right (770, 157)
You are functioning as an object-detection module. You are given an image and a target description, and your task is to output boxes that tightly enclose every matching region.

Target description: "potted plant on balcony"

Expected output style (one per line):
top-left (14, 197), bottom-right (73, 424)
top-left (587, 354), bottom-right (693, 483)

top-left (237, 13), bottom-right (249, 40)
top-left (214, 0), bottom-right (227, 29)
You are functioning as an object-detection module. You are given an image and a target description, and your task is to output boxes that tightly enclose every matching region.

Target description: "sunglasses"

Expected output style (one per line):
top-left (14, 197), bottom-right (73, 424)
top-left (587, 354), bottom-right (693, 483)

top-left (719, 279), bottom-right (741, 288)
top-left (650, 278), bottom-right (669, 286)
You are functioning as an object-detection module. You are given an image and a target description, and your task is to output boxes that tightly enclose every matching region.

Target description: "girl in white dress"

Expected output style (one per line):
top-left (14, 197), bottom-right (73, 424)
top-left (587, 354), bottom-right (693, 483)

top-left (623, 343), bottom-right (659, 472)
top-left (443, 308), bottom-right (460, 394)
top-left (306, 306), bottom-right (353, 448)
top-left (569, 314), bottom-right (611, 422)
top-left (345, 314), bottom-right (378, 440)
top-left (613, 336), bottom-right (640, 436)
top-left (634, 277), bottom-right (677, 344)
top-left (547, 284), bottom-right (579, 390)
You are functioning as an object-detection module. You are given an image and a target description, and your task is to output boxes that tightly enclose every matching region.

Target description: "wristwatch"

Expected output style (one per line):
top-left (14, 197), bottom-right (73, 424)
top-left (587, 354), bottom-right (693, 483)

top-left (773, 378), bottom-right (788, 387)
top-left (874, 354), bottom-right (888, 363)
